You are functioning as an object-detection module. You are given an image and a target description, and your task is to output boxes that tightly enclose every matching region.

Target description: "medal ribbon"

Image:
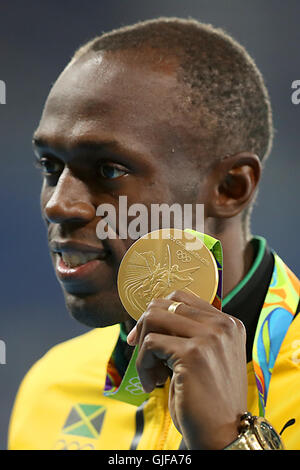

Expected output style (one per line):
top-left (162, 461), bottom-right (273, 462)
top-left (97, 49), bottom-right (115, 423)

top-left (104, 230), bottom-right (223, 406)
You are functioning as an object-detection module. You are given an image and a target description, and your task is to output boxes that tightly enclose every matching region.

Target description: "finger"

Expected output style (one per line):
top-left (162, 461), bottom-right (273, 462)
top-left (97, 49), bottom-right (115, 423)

top-left (127, 295), bottom-right (240, 346)
top-left (149, 296), bottom-right (212, 320)
top-left (127, 291), bottom-right (245, 349)
top-left (127, 291), bottom-right (209, 347)
top-left (127, 300), bottom-right (211, 347)
top-left (166, 290), bottom-right (246, 332)
top-left (135, 332), bottom-right (185, 393)
top-left (166, 289), bottom-right (219, 311)
top-left (127, 305), bottom-right (196, 346)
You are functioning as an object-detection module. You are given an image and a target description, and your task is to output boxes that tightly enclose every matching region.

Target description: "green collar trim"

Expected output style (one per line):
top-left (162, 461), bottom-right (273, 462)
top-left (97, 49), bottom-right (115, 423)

top-left (222, 236), bottom-right (266, 308)
top-left (119, 323), bottom-right (128, 342)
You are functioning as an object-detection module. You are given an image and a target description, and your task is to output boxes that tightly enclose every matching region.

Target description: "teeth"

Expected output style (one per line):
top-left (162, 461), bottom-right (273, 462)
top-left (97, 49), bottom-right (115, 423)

top-left (60, 251), bottom-right (100, 267)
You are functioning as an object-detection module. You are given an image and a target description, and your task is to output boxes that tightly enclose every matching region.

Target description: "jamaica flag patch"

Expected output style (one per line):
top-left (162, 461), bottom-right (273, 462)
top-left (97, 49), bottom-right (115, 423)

top-left (62, 404), bottom-right (106, 439)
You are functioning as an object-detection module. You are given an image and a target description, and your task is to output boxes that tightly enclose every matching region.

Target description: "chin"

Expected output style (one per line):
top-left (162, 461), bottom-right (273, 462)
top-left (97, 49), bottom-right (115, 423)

top-left (63, 291), bottom-right (130, 328)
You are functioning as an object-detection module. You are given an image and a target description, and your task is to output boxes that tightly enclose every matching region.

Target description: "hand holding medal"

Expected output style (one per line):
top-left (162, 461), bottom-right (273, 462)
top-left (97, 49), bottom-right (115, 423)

top-left (117, 229), bottom-right (247, 450)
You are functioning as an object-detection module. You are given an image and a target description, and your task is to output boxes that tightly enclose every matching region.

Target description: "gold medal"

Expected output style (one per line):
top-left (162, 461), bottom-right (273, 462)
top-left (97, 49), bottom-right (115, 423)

top-left (117, 228), bottom-right (219, 321)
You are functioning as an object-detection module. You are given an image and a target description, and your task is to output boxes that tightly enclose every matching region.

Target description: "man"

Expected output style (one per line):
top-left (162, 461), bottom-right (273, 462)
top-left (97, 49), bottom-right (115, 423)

top-left (8, 18), bottom-right (299, 450)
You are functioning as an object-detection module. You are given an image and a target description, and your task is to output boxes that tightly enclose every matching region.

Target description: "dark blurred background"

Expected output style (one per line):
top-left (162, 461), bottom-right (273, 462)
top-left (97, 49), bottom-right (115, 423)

top-left (0, 0), bottom-right (299, 450)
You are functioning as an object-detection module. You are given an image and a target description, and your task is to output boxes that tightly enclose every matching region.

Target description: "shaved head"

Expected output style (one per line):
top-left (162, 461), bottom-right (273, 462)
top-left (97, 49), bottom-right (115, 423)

top-left (73, 17), bottom-right (273, 167)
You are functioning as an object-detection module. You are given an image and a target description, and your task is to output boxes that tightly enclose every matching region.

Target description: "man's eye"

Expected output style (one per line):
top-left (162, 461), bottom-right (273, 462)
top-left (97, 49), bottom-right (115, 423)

top-left (98, 163), bottom-right (127, 180)
top-left (35, 158), bottom-right (63, 175)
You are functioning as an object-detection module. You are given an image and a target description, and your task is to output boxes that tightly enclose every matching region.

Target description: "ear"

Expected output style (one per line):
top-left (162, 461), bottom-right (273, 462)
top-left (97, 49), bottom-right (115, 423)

top-left (211, 152), bottom-right (262, 218)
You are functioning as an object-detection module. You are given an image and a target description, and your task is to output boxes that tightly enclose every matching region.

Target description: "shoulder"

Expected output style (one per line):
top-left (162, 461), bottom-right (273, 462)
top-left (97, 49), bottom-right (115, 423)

top-left (16, 325), bottom-right (119, 390)
top-left (8, 325), bottom-right (120, 448)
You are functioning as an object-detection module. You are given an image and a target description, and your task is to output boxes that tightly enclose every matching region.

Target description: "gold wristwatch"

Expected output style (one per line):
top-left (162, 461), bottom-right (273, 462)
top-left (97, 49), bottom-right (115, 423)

top-left (224, 412), bottom-right (285, 450)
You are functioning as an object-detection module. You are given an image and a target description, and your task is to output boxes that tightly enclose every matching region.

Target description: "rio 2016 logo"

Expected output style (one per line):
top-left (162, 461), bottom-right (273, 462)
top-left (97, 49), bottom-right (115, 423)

top-left (125, 377), bottom-right (145, 395)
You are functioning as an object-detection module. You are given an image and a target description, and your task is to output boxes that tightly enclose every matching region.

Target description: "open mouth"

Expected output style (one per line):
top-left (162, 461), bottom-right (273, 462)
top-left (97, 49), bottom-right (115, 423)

top-left (59, 250), bottom-right (105, 268)
top-left (49, 237), bottom-right (126, 287)
top-left (54, 250), bottom-right (111, 285)
top-left (50, 239), bottom-right (112, 283)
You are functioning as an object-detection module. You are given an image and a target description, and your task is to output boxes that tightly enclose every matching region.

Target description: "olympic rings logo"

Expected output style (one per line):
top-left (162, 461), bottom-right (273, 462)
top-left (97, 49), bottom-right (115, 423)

top-left (53, 439), bottom-right (95, 450)
top-left (176, 250), bottom-right (192, 263)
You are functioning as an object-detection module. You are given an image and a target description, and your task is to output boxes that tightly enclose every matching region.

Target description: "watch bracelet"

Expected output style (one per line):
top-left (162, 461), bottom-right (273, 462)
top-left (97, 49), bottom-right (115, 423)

top-left (224, 428), bottom-right (263, 450)
top-left (224, 411), bottom-right (285, 450)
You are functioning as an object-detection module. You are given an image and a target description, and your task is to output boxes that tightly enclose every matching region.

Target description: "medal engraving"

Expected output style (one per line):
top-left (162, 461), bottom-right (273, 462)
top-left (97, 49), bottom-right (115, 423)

top-left (118, 229), bottom-right (218, 320)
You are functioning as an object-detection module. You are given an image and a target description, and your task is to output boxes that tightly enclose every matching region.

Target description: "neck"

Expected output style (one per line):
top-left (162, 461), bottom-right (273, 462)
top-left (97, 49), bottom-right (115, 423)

top-left (207, 217), bottom-right (254, 299)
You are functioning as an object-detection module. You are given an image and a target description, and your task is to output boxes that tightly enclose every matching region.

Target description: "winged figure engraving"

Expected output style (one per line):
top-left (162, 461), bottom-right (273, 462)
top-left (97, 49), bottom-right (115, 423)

top-left (123, 244), bottom-right (200, 316)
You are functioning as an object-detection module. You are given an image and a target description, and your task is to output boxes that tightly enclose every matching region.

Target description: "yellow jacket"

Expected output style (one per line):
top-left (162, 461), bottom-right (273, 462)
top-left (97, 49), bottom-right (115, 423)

top-left (8, 253), bottom-right (300, 450)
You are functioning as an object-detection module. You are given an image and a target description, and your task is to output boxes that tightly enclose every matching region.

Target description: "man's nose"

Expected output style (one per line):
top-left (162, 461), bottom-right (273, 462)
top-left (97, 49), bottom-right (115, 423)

top-left (44, 169), bottom-right (96, 224)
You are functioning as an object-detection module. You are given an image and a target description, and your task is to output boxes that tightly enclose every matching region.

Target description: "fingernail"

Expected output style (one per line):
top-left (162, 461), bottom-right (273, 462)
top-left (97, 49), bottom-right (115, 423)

top-left (127, 326), bottom-right (137, 345)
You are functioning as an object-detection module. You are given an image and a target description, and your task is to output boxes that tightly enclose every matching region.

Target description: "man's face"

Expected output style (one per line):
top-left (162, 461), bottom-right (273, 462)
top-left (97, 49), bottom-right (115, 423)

top-left (33, 50), bottom-right (212, 327)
